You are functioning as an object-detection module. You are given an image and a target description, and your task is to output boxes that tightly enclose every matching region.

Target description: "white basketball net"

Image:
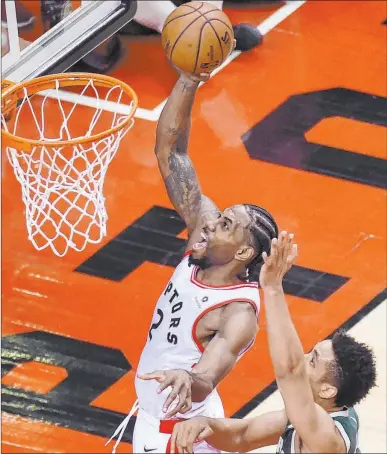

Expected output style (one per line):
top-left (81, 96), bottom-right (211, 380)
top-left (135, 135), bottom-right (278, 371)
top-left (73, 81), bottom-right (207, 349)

top-left (1, 78), bottom-right (135, 257)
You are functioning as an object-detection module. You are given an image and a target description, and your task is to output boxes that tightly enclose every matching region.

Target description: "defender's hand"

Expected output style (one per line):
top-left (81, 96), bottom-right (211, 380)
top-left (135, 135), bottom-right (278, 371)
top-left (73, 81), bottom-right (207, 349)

top-left (259, 231), bottom-right (298, 290)
top-left (138, 369), bottom-right (193, 418)
top-left (171, 417), bottom-right (214, 454)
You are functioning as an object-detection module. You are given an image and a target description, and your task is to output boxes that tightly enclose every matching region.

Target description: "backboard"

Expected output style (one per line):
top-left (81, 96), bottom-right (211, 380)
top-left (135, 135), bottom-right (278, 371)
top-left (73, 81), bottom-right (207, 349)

top-left (1, 0), bottom-right (137, 83)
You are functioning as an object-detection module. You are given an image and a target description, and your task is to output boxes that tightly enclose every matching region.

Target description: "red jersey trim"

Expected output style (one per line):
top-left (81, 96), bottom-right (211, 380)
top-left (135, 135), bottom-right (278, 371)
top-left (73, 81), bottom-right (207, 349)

top-left (190, 266), bottom-right (259, 290)
top-left (160, 419), bottom-right (185, 454)
top-left (160, 419), bottom-right (220, 453)
top-left (160, 418), bottom-right (185, 434)
top-left (191, 298), bottom-right (259, 354)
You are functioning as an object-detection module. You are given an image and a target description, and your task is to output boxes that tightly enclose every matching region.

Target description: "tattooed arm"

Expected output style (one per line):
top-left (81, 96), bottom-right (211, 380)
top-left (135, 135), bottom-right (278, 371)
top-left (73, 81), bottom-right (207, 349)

top-left (155, 73), bottom-right (220, 245)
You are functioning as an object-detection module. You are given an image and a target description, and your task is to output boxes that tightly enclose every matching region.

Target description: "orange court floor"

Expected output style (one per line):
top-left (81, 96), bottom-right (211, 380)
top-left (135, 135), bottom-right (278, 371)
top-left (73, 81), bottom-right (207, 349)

top-left (1, 1), bottom-right (387, 453)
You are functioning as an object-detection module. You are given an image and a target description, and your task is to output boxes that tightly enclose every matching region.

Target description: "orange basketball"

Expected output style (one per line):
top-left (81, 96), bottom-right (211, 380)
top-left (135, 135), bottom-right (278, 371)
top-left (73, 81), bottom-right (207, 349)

top-left (161, 1), bottom-right (234, 74)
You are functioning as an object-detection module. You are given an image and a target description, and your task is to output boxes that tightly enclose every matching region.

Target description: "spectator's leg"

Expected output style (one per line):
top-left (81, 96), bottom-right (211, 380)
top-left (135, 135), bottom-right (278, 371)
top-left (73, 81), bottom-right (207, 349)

top-left (204, 1), bottom-right (224, 8)
top-left (134, 1), bottom-right (223, 34)
top-left (134, 1), bottom-right (176, 34)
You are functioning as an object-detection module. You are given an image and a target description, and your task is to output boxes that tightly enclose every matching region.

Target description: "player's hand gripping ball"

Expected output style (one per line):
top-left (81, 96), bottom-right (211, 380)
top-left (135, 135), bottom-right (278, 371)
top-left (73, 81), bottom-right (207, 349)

top-left (161, 1), bottom-right (235, 74)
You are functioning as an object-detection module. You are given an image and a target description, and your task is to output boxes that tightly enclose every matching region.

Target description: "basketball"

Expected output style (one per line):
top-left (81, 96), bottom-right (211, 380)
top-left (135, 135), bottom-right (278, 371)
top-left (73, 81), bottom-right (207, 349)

top-left (161, 1), bottom-right (234, 74)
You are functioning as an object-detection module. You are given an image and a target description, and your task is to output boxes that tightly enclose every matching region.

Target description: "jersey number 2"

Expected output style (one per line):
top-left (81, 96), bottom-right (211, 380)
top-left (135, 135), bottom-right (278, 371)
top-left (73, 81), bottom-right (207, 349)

top-left (148, 309), bottom-right (164, 340)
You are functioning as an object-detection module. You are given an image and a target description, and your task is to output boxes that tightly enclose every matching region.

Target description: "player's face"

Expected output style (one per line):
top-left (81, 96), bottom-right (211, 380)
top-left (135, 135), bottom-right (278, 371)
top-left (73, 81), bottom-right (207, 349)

top-left (305, 340), bottom-right (338, 403)
top-left (191, 205), bottom-right (254, 267)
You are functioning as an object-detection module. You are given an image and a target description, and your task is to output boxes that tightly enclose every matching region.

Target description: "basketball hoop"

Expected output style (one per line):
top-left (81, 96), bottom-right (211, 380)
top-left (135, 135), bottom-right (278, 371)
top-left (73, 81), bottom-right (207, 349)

top-left (1, 72), bottom-right (138, 257)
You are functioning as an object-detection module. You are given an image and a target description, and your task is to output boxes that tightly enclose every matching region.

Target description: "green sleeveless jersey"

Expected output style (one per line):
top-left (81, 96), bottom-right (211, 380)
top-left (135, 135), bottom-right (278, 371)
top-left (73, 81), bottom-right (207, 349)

top-left (276, 407), bottom-right (360, 453)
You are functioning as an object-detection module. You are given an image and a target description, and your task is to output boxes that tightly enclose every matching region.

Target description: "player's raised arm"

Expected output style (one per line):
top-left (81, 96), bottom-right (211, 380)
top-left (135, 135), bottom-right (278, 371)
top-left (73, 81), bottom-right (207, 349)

top-left (260, 233), bottom-right (346, 453)
top-left (155, 71), bottom-right (219, 235)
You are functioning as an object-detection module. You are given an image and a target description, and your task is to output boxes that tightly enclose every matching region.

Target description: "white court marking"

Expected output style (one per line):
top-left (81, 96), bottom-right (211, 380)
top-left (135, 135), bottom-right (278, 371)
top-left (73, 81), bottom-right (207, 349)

top-left (248, 299), bottom-right (387, 454)
top-left (36, 0), bottom-right (306, 122)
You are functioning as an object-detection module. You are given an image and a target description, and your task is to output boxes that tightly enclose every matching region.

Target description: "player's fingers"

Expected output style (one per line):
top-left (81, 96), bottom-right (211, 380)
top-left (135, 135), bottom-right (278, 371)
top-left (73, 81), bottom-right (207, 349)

top-left (178, 403), bottom-right (190, 414)
top-left (179, 385), bottom-right (191, 411)
top-left (176, 426), bottom-right (189, 454)
top-left (198, 72), bottom-right (210, 81)
top-left (179, 388), bottom-right (192, 414)
top-left (197, 426), bottom-right (214, 441)
top-left (165, 398), bottom-right (186, 419)
top-left (278, 231), bottom-right (287, 250)
top-left (165, 386), bottom-right (189, 418)
top-left (262, 251), bottom-right (268, 263)
top-left (164, 380), bottom-right (187, 416)
top-left (176, 436), bottom-right (185, 454)
top-left (137, 371), bottom-right (165, 381)
top-left (186, 429), bottom-right (197, 453)
top-left (270, 238), bottom-right (278, 262)
top-left (283, 232), bottom-right (293, 263)
top-left (173, 429), bottom-right (182, 454)
top-left (293, 243), bottom-right (298, 257)
top-left (157, 377), bottom-right (173, 394)
top-left (278, 231), bottom-right (290, 265)
top-left (170, 424), bottom-right (180, 454)
top-left (288, 243), bottom-right (298, 263)
top-left (163, 387), bottom-right (180, 415)
top-left (285, 243), bottom-right (298, 271)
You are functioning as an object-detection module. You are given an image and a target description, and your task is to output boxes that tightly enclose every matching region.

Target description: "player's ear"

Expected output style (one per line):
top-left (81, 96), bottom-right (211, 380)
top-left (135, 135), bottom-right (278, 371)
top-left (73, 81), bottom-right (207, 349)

top-left (235, 246), bottom-right (254, 262)
top-left (232, 39), bottom-right (236, 52)
top-left (319, 383), bottom-right (337, 400)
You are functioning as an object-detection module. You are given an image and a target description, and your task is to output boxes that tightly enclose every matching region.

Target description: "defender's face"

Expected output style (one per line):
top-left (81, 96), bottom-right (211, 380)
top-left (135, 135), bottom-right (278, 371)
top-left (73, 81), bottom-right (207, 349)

top-left (191, 205), bottom-right (253, 266)
top-left (305, 340), bottom-right (338, 402)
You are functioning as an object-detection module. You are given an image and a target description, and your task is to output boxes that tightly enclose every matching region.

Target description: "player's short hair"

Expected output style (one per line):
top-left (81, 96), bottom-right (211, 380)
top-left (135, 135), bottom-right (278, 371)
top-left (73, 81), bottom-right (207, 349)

top-left (330, 330), bottom-right (377, 407)
top-left (242, 204), bottom-right (278, 282)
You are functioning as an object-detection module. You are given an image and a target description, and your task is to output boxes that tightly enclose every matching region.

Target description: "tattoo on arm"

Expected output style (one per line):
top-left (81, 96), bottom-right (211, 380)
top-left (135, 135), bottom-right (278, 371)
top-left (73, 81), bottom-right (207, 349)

top-left (164, 152), bottom-right (202, 232)
top-left (155, 76), bottom-right (219, 231)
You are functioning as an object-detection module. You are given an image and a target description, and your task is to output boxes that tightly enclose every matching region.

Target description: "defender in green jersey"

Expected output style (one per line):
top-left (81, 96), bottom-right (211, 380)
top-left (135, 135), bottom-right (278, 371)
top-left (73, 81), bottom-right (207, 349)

top-left (170, 233), bottom-right (376, 453)
top-left (277, 406), bottom-right (360, 453)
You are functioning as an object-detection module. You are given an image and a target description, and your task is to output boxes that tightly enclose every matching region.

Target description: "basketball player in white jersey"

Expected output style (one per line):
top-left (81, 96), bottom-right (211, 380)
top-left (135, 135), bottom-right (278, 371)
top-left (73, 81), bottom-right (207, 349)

top-left (106, 69), bottom-right (280, 453)
top-left (169, 233), bottom-right (377, 454)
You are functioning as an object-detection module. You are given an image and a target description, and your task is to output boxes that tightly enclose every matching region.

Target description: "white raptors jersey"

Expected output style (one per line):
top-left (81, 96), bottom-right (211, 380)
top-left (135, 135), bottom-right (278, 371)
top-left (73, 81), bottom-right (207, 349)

top-left (135, 252), bottom-right (260, 420)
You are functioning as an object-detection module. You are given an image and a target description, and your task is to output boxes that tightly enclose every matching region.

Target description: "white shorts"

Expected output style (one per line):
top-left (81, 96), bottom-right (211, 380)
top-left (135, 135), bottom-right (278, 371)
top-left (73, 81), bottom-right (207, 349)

top-left (133, 409), bottom-right (221, 454)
